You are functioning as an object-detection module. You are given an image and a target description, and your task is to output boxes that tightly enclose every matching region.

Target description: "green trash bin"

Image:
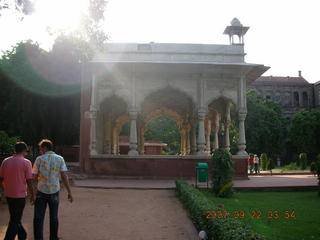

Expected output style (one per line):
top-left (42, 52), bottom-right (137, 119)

top-left (196, 162), bottom-right (208, 188)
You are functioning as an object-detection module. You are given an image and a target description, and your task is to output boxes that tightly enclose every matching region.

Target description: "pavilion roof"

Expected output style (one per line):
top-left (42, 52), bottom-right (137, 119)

top-left (252, 76), bottom-right (311, 86)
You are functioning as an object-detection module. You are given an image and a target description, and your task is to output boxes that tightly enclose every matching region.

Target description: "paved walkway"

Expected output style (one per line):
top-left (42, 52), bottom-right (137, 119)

top-left (0, 188), bottom-right (199, 240)
top-left (74, 175), bottom-right (318, 189)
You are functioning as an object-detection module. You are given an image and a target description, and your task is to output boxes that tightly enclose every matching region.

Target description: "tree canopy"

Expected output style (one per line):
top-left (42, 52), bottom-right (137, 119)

top-left (144, 116), bottom-right (180, 154)
top-left (0, 0), bottom-right (33, 15)
top-left (0, 40), bottom-right (81, 146)
top-left (243, 89), bottom-right (287, 157)
top-left (290, 109), bottom-right (320, 158)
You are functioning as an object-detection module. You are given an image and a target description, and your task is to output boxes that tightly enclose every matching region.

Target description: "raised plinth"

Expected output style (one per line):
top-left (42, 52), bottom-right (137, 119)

top-left (85, 155), bottom-right (248, 180)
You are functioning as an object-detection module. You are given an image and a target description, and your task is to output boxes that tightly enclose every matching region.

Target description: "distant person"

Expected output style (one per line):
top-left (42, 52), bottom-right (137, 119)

top-left (0, 141), bottom-right (34, 240)
top-left (254, 154), bottom-right (260, 174)
top-left (248, 154), bottom-right (254, 174)
top-left (32, 139), bottom-right (73, 240)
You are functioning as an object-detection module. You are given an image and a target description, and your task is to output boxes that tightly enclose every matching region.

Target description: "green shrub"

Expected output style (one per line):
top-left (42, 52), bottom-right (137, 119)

top-left (296, 154), bottom-right (300, 167)
top-left (267, 158), bottom-right (275, 175)
top-left (310, 162), bottom-right (317, 176)
top-left (260, 153), bottom-right (267, 171)
top-left (283, 162), bottom-right (299, 171)
top-left (315, 155), bottom-right (320, 176)
top-left (316, 155), bottom-right (320, 197)
top-left (175, 179), bottom-right (265, 240)
top-left (211, 149), bottom-right (234, 198)
top-left (0, 131), bottom-right (20, 155)
top-left (299, 153), bottom-right (307, 170)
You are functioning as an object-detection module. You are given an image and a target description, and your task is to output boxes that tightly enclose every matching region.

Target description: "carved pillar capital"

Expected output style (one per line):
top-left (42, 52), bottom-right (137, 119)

top-left (198, 108), bottom-right (207, 120)
top-left (128, 109), bottom-right (138, 119)
top-left (237, 109), bottom-right (247, 120)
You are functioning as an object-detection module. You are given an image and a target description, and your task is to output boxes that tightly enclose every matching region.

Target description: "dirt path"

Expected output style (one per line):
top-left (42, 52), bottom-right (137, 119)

top-left (0, 188), bottom-right (198, 240)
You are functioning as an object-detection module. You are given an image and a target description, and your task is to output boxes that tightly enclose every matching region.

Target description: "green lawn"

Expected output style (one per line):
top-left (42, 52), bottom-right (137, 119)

top-left (202, 191), bottom-right (320, 240)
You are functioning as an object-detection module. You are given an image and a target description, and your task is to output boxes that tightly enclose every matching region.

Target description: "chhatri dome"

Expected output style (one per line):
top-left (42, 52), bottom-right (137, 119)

top-left (231, 17), bottom-right (243, 27)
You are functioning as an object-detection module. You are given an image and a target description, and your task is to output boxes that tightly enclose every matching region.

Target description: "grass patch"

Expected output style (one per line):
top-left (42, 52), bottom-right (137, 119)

top-left (202, 190), bottom-right (320, 240)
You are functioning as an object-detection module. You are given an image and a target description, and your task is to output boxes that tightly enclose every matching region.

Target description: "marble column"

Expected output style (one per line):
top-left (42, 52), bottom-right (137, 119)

top-left (89, 110), bottom-right (98, 155)
top-left (186, 126), bottom-right (191, 155)
top-left (223, 102), bottom-right (231, 152)
top-left (89, 73), bottom-right (98, 155)
top-left (128, 110), bottom-right (139, 156)
top-left (213, 114), bottom-right (220, 150)
top-left (112, 128), bottom-right (117, 155)
top-left (197, 109), bottom-right (206, 155)
top-left (237, 109), bottom-right (247, 156)
top-left (180, 126), bottom-right (187, 156)
top-left (205, 119), bottom-right (211, 154)
top-left (190, 121), bottom-right (197, 154)
top-left (237, 75), bottom-right (248, 156)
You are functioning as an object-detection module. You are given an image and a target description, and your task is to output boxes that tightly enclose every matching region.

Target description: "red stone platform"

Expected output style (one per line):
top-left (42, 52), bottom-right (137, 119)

top-left (82, 155), bottom-right (248, 179)
top-left (73, 175), bottom-right (318, 190)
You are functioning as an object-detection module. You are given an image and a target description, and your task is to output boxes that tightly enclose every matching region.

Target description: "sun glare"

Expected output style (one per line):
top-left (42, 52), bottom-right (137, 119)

top-left (34, 0), bottom-right (89, 32)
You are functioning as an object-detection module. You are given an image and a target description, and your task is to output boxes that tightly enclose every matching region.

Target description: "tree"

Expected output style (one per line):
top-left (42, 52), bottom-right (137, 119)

top-left (0, 0), bottom-right (108, 149)
top-left (299, 153), bottom-right (307, 170)
top-left (235, 89), bottom-right (286, 157)
top-left (260, 153), bottom-right (268, 171)
top-left (144, 116), bottom-right (180, 154)
top-left (267, 158), bottom-right (275, 175)
top-left (76, 0), bottom-right (108, 51)
top-left (0, 40), bottom-right (81, 146)
top-left (211, 149), bottom-right (234, 198)
top-left (0, 131), bottom-right (19, 156)
top-left (290, 109), bottom-right (320, 160)
top-left (0, 0), bottom-right (33, 15)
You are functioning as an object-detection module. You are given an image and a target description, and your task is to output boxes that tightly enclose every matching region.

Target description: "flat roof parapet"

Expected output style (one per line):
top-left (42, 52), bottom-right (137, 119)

top-left (92, 42), bottom-right (246, 64)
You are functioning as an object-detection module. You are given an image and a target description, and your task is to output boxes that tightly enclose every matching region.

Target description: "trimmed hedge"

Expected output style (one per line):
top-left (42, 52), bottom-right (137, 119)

top-left (175, 179), bottom-right (264, 240)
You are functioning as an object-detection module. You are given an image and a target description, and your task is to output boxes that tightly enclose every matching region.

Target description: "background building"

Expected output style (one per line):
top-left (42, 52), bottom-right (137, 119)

top-left (249, 71), bottom-right (318, 118)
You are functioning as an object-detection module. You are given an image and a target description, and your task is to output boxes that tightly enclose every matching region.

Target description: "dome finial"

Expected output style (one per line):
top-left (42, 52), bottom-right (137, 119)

top-left (231, 18), bottom-right (242, 27)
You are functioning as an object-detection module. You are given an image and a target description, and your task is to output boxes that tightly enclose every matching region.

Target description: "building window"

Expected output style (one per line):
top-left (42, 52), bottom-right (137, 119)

top-left (293, 92), bottom-right (299, 106)
top-left (266, 95), bottom-right (271, 100)
top-left (302, 92), bottom-right (308, 107)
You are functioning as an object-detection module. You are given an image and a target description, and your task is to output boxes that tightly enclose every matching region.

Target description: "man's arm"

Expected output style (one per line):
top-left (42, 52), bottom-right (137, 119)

top-left (26, 179), bottom-right (35, 204)
top-left (60, 171), bottom-right (73, 203)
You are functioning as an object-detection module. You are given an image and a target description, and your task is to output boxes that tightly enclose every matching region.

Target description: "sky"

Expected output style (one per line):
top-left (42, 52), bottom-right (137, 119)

top-left (0, 0), bottom-right (319, 83)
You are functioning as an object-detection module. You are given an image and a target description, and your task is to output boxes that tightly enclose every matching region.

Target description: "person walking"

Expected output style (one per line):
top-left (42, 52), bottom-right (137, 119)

top-left (248, 154), bottom-right (254, 174)
top-left (0, 142), bottom-right (34, 240)
top-left (254, 154), bottom-right (260, 174)
top-left (32, 139), bottom-right (73, 240)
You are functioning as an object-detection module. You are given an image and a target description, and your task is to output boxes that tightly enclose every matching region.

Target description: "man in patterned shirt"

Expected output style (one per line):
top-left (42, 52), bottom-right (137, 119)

top-left (32, 139), bottom-right (73, 240)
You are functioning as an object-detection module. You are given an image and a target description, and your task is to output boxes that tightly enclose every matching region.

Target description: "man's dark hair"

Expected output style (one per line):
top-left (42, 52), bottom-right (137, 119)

top-left (15, 142), bottom-right (28, 154)
top-left (38, 139), bottom-right (53, 151)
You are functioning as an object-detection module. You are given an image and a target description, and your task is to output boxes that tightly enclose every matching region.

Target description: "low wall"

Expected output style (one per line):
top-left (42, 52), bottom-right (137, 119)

top-left (87, 155), bottom-right (248, 180)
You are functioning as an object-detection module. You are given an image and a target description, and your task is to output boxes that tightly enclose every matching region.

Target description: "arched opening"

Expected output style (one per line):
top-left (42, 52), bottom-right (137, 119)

top-left (293, 92), bottom-right (299, 106)
top-left (302, 92), bottom-right (308, 107)
top-left (207, 97), bottom-right (235, 154)
top-left (144, 115), bottom-right (180, 155)
top-left (99, 95), bottom-right (128, 155)
top-left (140, 87), bottom-right (195, 155)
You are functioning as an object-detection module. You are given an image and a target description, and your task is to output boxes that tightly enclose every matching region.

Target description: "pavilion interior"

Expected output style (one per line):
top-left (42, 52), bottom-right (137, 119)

top-left (96, 87), bottom-right (233, 156)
